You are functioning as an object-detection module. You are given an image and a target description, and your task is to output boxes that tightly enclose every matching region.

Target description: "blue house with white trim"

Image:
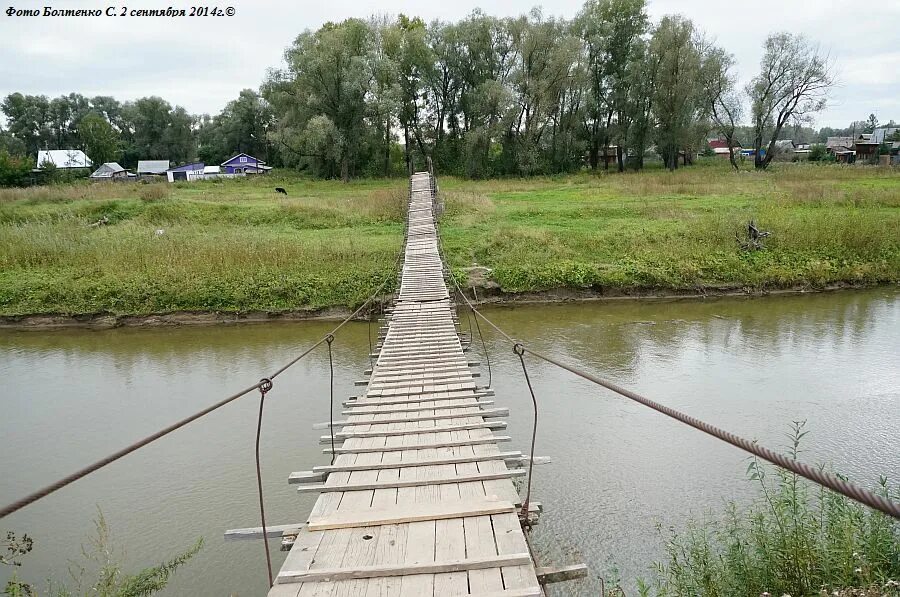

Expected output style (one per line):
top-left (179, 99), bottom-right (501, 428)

top-left (221, 153), bottom-right (272, 174)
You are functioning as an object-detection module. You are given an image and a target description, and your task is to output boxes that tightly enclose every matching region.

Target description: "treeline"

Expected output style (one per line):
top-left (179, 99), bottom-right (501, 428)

top-left (1, 0), bottom-right (839, 181)
top-left (0, 91), bottom-right (269, 170)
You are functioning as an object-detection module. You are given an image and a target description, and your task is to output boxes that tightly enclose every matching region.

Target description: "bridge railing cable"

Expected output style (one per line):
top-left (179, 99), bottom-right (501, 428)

top-left (428, 172), bottom-right (900, 521)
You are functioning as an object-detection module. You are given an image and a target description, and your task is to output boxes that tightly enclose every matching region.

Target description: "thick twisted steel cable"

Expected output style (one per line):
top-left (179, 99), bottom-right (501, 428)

top-left (513, 344), bottom-right (538, 520)
top-left (1, 245), bottom-right (404, 521)
top-left (471, 302), bottom-right (492, 389)
top-left (326, 334), bottom-right (337, 465)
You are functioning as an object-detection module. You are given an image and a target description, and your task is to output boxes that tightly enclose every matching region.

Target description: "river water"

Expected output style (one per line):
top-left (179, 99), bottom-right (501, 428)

top-left (1, 288), bottom-right (898, 595)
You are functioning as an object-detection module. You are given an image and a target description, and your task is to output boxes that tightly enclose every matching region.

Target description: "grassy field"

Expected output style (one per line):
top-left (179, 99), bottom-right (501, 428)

top-left (1, 161), bottom-right (898, 317)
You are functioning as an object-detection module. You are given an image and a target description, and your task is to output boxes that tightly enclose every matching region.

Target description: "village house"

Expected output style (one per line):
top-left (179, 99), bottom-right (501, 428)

top-left (221, 153), bottom-right (272, 174)
top-left (36, 149), bottom-right (92, 169)
top-left (89, 162), bottom-right (130, 179)
top-left (707, 139), bottom-right (743, 157)
top-left (825, 137), bottom-right (855, 163)
top-left (853, 133), bottom-right (880, 161)
top-left (871, 126), bottom-right (899, 144)
top-left (166, 162), bottom-right (205, 182)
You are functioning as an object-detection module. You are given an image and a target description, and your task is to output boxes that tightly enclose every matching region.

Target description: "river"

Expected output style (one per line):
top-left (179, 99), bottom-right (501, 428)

top-left (1, 288), bottom-right (898, 595)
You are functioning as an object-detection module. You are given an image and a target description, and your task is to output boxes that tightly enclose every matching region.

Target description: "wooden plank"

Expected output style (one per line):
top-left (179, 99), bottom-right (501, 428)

top-left (324, 435), bottom-right (511, 454)
top-left (341, 399), bottom-right (494, 415)
top-left (326, 407), bottom-right (508, 428)
top-left (326, 420), bottom-right (506, 441)
top-left (308, 451), bottom-right (521, 474)
top-left (536, 563), bottom-right (589, 584)
top-left (299, 469), bottom-right (525, 494)
top-left (307, 498), bottom-right (516, 531)
top-left (225, 523), bottom-right (304, 540)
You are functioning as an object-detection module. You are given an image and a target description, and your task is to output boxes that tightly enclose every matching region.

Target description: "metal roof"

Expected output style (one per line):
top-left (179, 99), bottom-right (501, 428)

top-left (872, 127), bottom-right (899, 144)
top-left (167, 162), bottom-right (205, 172)
top-left (137, 160), bottom-right (170, 173)
top-left (89, 162), bottom-right (125, 178)
top-left (36, 149), bottom-right (92, 169)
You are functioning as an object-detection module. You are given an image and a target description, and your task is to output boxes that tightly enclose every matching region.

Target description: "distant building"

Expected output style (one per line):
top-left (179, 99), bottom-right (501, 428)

top-left (89, 162), bottom-right (128, 179)
top-left (871, 127), bottom-right (899, 144)
top-left (853, 133), bottom-right (880, 161)
top-left (707, 139), bottom-right (743, 156)
top-left (36, 149), bottom-right (92, 169)
top-left (221, 153), bottom-right (272, 174)
top-left (166, 162), bottom-right (205, 182)
top-left (137, 160), bottom-right (170, 175)
top-left (825, 137), bottom-right (855, 162)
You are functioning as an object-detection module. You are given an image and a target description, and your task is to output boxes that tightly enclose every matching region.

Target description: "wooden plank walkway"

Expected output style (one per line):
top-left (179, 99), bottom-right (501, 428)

top-left (268, 172), bottom-right (543, 596)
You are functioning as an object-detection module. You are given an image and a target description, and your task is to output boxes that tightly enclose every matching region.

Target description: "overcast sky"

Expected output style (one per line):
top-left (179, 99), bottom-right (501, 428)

top-left (1, 0), bottom-right (898, 128)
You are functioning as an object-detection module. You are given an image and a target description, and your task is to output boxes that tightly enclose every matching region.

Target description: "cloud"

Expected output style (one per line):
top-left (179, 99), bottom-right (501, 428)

top-left (0, 0), bottom-right (897, 127)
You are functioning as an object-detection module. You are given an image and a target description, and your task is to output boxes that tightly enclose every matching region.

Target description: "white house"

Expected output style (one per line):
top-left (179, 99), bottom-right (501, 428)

top-left (36, 149), bottom-right (92, 169)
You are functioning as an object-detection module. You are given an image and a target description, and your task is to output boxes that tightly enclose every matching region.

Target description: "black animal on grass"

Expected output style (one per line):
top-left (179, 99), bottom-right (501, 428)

top-left (275, 187), bottom-right (287, 195)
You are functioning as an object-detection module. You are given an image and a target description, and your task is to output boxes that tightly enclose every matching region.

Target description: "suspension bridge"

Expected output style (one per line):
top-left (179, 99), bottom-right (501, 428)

top-left (2, 167), bottom-right (898, 596)
top-left (258, 171), bottom-right (564, 595)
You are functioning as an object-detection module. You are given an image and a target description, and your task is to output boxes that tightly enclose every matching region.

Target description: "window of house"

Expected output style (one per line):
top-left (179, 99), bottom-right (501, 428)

top-left (240, 156), bottom-right (247, 163)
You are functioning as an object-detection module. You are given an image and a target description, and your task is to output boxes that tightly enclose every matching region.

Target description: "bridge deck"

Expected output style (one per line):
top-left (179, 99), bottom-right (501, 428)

top-left (268, 173), bottom-right (541, 596)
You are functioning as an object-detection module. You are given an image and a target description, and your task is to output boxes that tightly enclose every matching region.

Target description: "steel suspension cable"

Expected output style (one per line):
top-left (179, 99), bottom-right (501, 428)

top-left (513, 344), bottom-right (538, 520)
top-left (471, 301), bottom-right (492, 389)
top-left (326, 334), bottom-right (336, 465)
top-left (254, 378), bottom-right (274, 587)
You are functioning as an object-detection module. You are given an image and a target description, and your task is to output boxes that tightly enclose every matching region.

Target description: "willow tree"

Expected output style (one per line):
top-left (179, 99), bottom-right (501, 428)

top-left (748, 33), bottom-right (833, 170)
top-left (267, 19), bottom-right (371, 181)
top-left (577, 0), bottom-right (648, 171)
top-left (649, 15), bottom-right (702, 170)
top-left (698, 42), bottom-right (742, 170)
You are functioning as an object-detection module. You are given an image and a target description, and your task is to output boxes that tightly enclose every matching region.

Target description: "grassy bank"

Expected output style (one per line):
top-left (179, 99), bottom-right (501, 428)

top-left (1, 161), bottom-right (898, 317)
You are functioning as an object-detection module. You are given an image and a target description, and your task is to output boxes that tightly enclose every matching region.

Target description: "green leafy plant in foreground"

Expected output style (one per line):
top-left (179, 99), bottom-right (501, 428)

top-left (3, 512), bottom-right (202, 597)
top-left (641, 422), bottom-right (900, 597)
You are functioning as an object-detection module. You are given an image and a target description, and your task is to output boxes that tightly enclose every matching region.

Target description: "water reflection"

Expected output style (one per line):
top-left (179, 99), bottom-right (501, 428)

top-left (1, 288), bottom-right (897, 595)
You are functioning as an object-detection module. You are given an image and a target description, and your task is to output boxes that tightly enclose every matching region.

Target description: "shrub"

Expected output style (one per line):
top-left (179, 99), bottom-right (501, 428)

top-left (0, 151), bottom-right (32, 187)
top-left (808, 145), bottom-right (828, 162)
top-left (644, 422), bottom-right (900, 597)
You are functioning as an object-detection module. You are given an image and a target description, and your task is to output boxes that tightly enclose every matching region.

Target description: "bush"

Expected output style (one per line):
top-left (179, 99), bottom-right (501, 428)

top-left (0, 151), bottom-right (32, 187)
top-left (808, 144), bottom-right (828, 162)
top-left (643, 423), bottom-right (900, 597)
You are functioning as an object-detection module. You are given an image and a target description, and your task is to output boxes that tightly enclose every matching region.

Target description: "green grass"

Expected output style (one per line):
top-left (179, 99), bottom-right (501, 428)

top-left (636, 423), bottom-right (900, 597)
top-left (440, 161), bottom-right (900, 292)
top-left (0, 161), bottom-right (898, 317)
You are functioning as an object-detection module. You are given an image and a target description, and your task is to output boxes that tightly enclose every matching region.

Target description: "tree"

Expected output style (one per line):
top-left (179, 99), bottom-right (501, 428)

top-left (79, 113), bottom-right (120, 166)
top-left (864, 113), bottom-right (878, 133)
top-left (120, 97), bottom-right (196, 165)
top-left (649, 15), bottom-right (702, 170)
top-left (747, 33), bottom-right (833, 170)
top-left (267, 19), bottom-right (372, 181)
top-left (0, 150), bottom-right (32, 187)
top-left (698, 41), bottom-right (743, 170)
top-left (1, 93), bottom-right (51, 157)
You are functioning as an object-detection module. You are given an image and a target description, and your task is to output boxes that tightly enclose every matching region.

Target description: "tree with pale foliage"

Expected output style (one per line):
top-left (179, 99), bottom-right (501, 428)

top-left (698, 41), bottom-right (742, 170)
top-left (748, 32), bottom-right (833, 170)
